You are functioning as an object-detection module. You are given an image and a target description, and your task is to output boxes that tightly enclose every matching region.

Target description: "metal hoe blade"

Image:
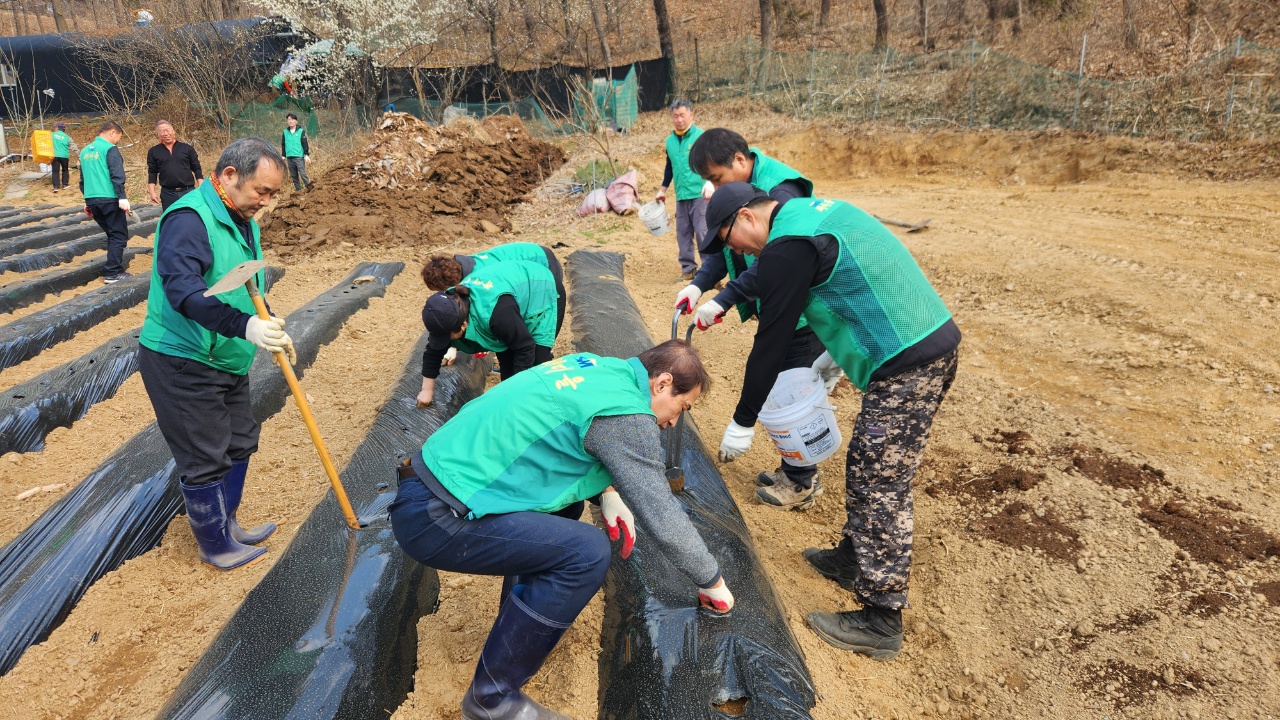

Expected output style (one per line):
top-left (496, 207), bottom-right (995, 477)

top-left (204, 259), bottom-right (267, 297)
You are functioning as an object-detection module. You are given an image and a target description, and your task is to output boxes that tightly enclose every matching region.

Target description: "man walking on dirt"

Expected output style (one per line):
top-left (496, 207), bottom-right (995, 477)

top-left (137, 136), bottom-right (295, 571)
top-left (655, 99), bottom-right (710, 281)
top-left (281, 113), bottom-right (312, 191)
top-left (79, 121), bottom-right (131, 284)
top-left (50, 122), bottom-right (76, 193)
top-left (147, 119), bottom-right (204, 210)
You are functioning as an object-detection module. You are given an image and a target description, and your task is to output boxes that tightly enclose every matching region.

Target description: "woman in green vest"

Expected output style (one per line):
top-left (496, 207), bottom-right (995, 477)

top-left (703, 182), bottom-right (961, 662)
top-left (416, 259), bottom-right (562, 408)
top-left (420, 241), bottom-right (566, 342)
top-left (390, 339), bottom-right (734, 720)
top-left (50, 122), bottom-right (77, 193)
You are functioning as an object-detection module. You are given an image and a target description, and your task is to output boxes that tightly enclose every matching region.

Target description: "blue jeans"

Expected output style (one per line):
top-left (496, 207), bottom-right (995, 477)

top-left (389, 476), bottom-right (609, 626)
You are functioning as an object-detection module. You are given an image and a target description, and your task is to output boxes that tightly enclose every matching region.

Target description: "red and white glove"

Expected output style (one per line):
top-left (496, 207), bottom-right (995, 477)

top-left (698, 579), bottom-right (735, 613)
top-left (695, 300), bottom-right (726, 330)
top-left (701, 180), bottom-right (715, 200)
top-left (655, 188), bottom-right (667, 203)
top-left (600, 489), bottom-right (635, 559)
top-left (675, 284), bottom-right (701, 314)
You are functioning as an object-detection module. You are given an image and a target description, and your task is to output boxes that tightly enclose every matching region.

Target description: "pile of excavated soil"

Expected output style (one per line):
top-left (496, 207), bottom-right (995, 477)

top-left (261, 113), bottom-right (565, 256)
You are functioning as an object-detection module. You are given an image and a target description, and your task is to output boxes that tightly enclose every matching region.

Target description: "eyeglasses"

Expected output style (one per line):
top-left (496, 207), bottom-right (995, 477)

top-left (719, 202), bottom-right (750, 246)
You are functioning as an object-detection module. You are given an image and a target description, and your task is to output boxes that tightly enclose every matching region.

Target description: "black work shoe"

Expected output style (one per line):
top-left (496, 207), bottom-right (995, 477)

top-left (807, 605), bottom-right (903, 661)
top-left (802, 544), bottom-right (860, 593)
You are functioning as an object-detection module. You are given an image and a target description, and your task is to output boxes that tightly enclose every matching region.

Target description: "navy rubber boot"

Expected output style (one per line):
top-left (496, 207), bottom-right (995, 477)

top-left (180, 479), bottom-right (267, 571)
top-left (461, 587), bottom-right (572, 720)
top-left (223, 459), bottom-right (276, 545)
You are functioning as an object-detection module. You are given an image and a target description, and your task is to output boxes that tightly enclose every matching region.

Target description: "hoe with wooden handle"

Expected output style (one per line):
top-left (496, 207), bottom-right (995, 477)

top-left (205, 259), bottom-right (363, 530)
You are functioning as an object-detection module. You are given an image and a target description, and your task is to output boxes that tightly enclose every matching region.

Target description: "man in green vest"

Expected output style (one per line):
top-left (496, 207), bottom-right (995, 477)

top-left (281, 112), bottom-right (311, 191)
top-left (674, 127), bottom-right (831, 510)
top-left (390, 339), bottom-right (734, 720)
top-left (50, 122), bottom-right (77, 193)
top-left (655, 99), bottom-right (711, 281)
top-left (137, 137), bottom-right (295, 571)
top-left (79, 120), bottom-right (132, 283)
top-left (704, 182), bottom-right (961, 661)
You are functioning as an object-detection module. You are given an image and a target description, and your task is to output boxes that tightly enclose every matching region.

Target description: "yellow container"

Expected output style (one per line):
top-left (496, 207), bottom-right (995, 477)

top-left (30, 130), bottom-right (54, 165)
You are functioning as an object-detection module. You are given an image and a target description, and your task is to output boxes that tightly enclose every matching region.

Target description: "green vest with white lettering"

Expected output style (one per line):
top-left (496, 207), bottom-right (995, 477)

top-left (422, 354), bottom-right (654, 518)
top-left (79, 137), bottom-right (117, 200)
top-left (139, 182), bottom-right (265, 375)
top-left (471, 242), bottom-right (548, 270)
top-left (664, 126), bottom-right (705, 201)
top-left (452, 260), bottom-right (558, 354)
top-left (51, 131), bottom-right (72, 158)
top-left (769, 198), bottom-right (952, 390)
top-left (724, 149), bottom-right (814, 323)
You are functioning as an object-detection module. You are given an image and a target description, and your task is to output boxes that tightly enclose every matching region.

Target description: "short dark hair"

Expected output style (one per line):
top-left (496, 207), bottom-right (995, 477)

top-left (214, 137), bottom-right (286, 179)
top-left (637, 339), bottom-right (711, 395)
top-left (689, 128), bottom-right (749, 177)
top-left (98, 120), bottom-right (123, 135)
top-left (285, 112), bottom-right (298, 121)
top-left (421, 255), bottom-right (464, 291)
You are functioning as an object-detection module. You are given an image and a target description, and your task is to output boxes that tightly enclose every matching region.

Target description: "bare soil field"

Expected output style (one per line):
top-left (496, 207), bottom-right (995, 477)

top-left (0, 106), bottom-right (1278, 720)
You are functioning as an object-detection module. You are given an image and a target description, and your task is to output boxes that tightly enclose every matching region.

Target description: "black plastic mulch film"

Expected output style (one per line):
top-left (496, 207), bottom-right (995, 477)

top-left (0, 268), bottom-right (285, 455)
top-left (0, 206), bottom-right (82, 232)
top-left (0, 247), bottom-right (152, 314)
top-left (0, 262), bottom-right (402, 676)
top-left (0, 271), bottom-right (150, 371)
top-left (0, 205), bottom-right (160, 258)
top-left (567, 250), bottom-right (817, 720)
top-left (157, 335), bottom-right (492, 720)
top-left (0, 217), bottom-right (160, 275)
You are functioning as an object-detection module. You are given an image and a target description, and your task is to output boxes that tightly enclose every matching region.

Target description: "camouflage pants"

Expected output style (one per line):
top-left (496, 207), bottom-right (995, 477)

top-left (843, 349), bottom-right (958, 610)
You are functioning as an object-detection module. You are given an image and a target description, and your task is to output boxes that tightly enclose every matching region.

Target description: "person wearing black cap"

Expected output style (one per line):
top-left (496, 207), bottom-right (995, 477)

top-left (417, 259), bottom-right (562, 408)
top-left (702, 182), bottom-right (961, 661)
top-left (419, 241), bottom-right (566, 340)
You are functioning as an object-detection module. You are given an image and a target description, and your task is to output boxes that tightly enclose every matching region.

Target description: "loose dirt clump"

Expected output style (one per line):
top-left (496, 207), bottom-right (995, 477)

top-left (262, 113), bottom-right (565, 256)
top-left (1061, 445), bottom-right (1167, 491)
top-left (970, 500), bottom-right (1083, 563)
top-left (987, 429), bottom-right (1037, 455)
top-left (1076, 660), bottom-right (1203, 709)
top-left (929, 463), bottom-right (1045, 500)
top-left (1139, 500), bottom-right (1280, 568)
top-left (1257, 582), bottom-right (1280, 606)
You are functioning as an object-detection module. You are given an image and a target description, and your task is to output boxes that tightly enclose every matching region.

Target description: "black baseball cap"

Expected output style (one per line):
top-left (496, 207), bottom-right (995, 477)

top-left (423, 291), bottom-right (462, 350)
top-left (701, 181), bottom-right (769, 254)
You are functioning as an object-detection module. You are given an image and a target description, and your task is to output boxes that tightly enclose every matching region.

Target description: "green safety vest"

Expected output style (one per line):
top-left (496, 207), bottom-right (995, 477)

top-left (423, 353), bottom-right (655, 518)
top-left (768, 198), bottom-right (952, 390)
top-left (79, 137), bottom-right (117, 200)
top-left (139, 182), bottom-right (266, 375)
top-left (724, 149), bottom-right (814, 324)
top-left (452, 260), bottom-right (558, 354)
top-left (282, 127), bottom-right (306, 157)
top-left (471, 242), bottom-right (548, 270)
top-left (51, 131), bottom-right (72, 158)
top-left (664, 126), bottom-right (705, 201)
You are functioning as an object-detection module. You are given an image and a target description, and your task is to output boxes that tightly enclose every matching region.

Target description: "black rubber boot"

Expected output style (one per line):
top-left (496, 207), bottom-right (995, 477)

top-left (806, 605), bottom-right (903, 661)
top-left (223, 459), bottom-right (277, 546)
top-left (801, 537), bottom-right (860, 593)
top-left (180, 479), bottom-right (267, 571)
top-left (461, 588), bottom-right (572, 720)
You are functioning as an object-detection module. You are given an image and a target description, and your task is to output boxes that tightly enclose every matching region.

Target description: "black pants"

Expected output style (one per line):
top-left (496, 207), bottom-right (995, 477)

top-left (50, 157), bottom-right (69, 189)
top-left (541, 246), bottom-right (567, 336)
top-left (160, 186), bottom-right (193, 210)
top-left (496, 346), bottom-right (553, 381)
top-left (88, 199), bottom-right (129, 277)
top-left (774, 326), bottom-right (827, 486)
top-left (137, 346), bottom-right (261, 486)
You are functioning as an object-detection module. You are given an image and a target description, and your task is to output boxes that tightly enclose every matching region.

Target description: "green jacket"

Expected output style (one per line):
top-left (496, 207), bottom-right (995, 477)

top-left (453, 260), bottom-right (558, 354)
top-left (471, 242), bottom-right (548, 269)
top-left (51, 131), bottom-right (72, 159)
top-left (664, 126), bottom-right (705, 201)
top-left (139, 182), bottom-right (266, 375)
top-left (79, 137), bottom-right (118, 200)
top-left (770, 198), bottom-right (951, 390)
top-left (423, 353), bottom-right (654, 518)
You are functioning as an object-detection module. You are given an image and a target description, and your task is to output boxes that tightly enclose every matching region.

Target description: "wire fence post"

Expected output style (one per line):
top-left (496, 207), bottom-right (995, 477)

top-left (807, 42), bottom-right (816, 120)
top-left (872, 46), bottom-right (890, 120)
top-left (968, 39), bottom-right (976, 128)
top-left (1224, 35), bottom-right (1242, 132)
top-left (694, 37), bottom-right (701, 103)
top-left (1071, 32), bottom-right (1088, 130)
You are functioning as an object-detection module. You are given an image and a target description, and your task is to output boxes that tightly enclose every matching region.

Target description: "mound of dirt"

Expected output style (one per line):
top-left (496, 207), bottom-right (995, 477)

top-left (262, 113), bottom-right (565, 256)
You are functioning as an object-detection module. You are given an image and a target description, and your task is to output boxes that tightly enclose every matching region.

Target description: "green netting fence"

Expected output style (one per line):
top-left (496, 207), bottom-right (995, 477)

top-left (226, 95), bottom-right (321, 139)
top-left (679, 37), bottom-right (1280, 140)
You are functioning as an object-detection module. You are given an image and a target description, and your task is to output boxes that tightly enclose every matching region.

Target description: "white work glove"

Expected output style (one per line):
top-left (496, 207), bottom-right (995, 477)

top-left (701, 180), bottom-right (715, 200)
top-left (675, 284), bottom-right (702, 314)
top-left (280, 335), bottom-right (297, 366)
top-left (698, 579), bottom-right (735, 613)
top-left (117, 198), bottom-right (131, 213)
top-left (600, 489), bottom-right (635, 559)
top-left (718, 421), bottom-right (754, 462)
top-left (695, 300), bottom-right (726, 331)
top-left (304, 154), bottom-right (312, 165)
top-left (245, 315), bottom-right (287, 353)
top-left (811, 351), bottom-right (844, 394)
top-left (441, 346), bottom-right (458, 366)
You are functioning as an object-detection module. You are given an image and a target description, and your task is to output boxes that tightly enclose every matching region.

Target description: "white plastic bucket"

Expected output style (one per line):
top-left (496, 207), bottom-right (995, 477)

top-left (758, 368), bottom-right (843, 467)
top-left (638, 200), bottom-right (670, 236)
